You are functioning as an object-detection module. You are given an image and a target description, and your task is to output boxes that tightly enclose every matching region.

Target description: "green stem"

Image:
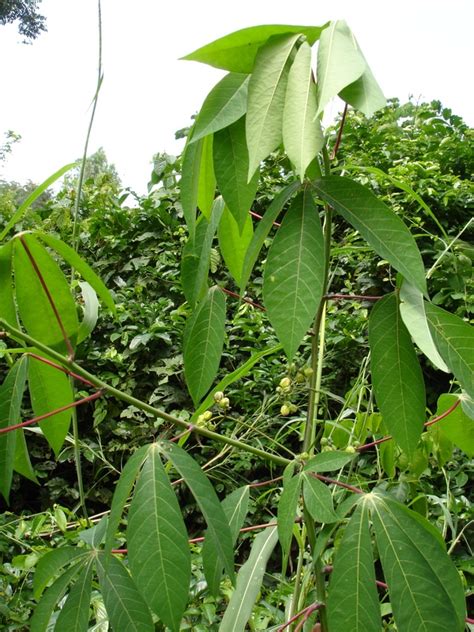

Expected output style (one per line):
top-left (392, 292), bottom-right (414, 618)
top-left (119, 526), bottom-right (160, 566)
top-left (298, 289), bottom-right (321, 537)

top-left (0, 319), bottom-right (290, 468)
top-left (69, 376), bottom-right (88, 520)
top-left (288, 524), bottom-right (306, 628)
top-left (71, 0), bottom-right (103, 253)
top-left (314, 557), bottom-right (329, 630)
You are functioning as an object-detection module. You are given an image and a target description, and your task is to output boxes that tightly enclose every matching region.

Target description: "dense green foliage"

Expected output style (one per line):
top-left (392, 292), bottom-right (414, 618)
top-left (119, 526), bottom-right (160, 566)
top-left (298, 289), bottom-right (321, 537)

top-left (0, 0), bottom-right (46, 40)
top-left (0, 19), bottom-right (473, 631)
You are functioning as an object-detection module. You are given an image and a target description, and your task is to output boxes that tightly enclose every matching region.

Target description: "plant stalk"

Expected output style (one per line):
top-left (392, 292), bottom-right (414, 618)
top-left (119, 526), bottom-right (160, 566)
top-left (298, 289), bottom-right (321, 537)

top-left (0, 319), bottom-right (291, 467)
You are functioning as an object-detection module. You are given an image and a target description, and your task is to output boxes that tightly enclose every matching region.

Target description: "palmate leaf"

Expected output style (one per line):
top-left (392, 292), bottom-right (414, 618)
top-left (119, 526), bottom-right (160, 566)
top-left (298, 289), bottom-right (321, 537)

top-left (13, 234), bottom-right (79, 354)
top-left (0, 241), bottom-right (18, 327)
top-left (196, 134), bottom-right (216, 218)
top-left (33, 547), bottom-right (89, 600)
top-left (30, 562), bottom-right (84, 632)
top-left (180, 136), bottom-right (202, 239)
top-left (369, 492), bottom-right (466, 632)
top-left (283, 41), bottom-right (324, 181)
top-left (181, 197), bottom-right (224, 308)
top-left (313, 177), bottom-right (427, 296)
top-left (202, 485), bottom-right (249, 595)
top-left (183, 285), bottom-right (226, 405)
top-left (399, 280), bottom-right (448, 373)
top-left (96, 553), bottom-right (154, 632)
top-left (327, 502), bottom-right (380, 632)
top-left (160, 441), bottom-right (234, 584)
top-left (127, 445), bottom-right (190, 632)
top-left (54, 560), bottom-right (93, 632)
top-left (369, 294), bottom-right (426, 457)
top-left (214, 116), bottom-right (259, 232)
top-left (316, 20), bottom-right (366, 116)
top-left (104, 444), bottom-right (150, 554)
top-left (217, 206), bottom-right (253, 285)
top-left (28, 355), bottom-right (74, 455)
top-left (302, 473), bottom-right (338, 523)
top-left (303, 450), bottom-right (355, 473)
top-left (191, 73), bottom-right (249, 143)
top-left (240, 180), bottom-right (300, 294)
top-left (263, 190), bottom-right (324, 359)
top-left (36, 233), bottom-right (115, 314)
top-left (338, 40), bottom-right (385, 117)
top-left (0, 356), bottom-right (28, 502)
top-left (246, 33), bottom-right (301, 180)
top-left (277, 473), bottom-right (301, 559)
top-left (13, 427), bottom-right (38, 483)
top-left (219, 526), bottom-right (278, 632)
top-left (182, 24), bottom-right (328, 73)
top-left (435, 394), bottom-right (474, 456)
top-left (425, 302), bottom-right (474, 399)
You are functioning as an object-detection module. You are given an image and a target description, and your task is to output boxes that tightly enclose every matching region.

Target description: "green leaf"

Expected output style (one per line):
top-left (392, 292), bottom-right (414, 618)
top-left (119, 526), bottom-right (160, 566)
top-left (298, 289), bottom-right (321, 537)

top-left (240, 181), bottom-right (300, 294)
top-left (104, 444), bottom-right (150, 554)
top-left (196, 134), bottom-right (216, 218)
top-left (0, 241), bottom-right (18, 327)
top-left (33, 547), bottom-right (89, 600)
top-left (160, 441), bottom-right (234, 583)
top-left (214, 116), bottom-right (259, 232)
top-left (127, 446), bottom-right (190, 632)
top-left (316, 20), bottom-right (366, 116)
top-left (77, 281), bottom-right (99, 343)
top-left (96, 553), bottom-right (154, 632)
top-left (435, 394), bottom-right (474, 457)
top-left (0, 356), bottom-right (28, 501)
top-left (181, 198), bottom-right (224, 308)
top-left (339, 56), bottom-right (385, 117)
top-left (54, 560), bottom-right (93, 632)
top-left (263, 190), bottom-right (324, 359)
top-left (302, 473), bottom-right (339, 523)
top-left (303, 450), bottom-right (355, 473)
top-left (0, 162), bottom-right (77, 242)
top-left (424, 302), bottom-right (474, 399)
top-left (219, 526), bottom-right (278, 632)
top-left (30, 562), bottom-right (83, 632)
top-left (183, 285), bottom-right (226, 405)
top-left (13, 427), bottom-right (38, 483)
top-left (180, 137), bottom-right (202, 239)
top-left (327, 502), bottom-right (381, 632)
top-left (13, 235), bottom-right (79, 354)
top-left (191, 73), bottom-right (249, 143)
top-left (202, 485), bottom-right (249, 595)
top-left (36, 233), bottom-right (115, 314)
top-left (182, 24), bottom-right (328, 73)
top-left (283, 41), bottom-right (324, 181)
top-left (399, 281), bottom-right (448, 372)
top-left (217, 206), bottom-right (253, 285)
top-left (246, 33), bottom-right (300, 179)
top-left (369, 492), bottom-right (466, 632)
top-left (277, 474), bottom-right (301, 559)
top-left (369, 294), bottom-right (426, 457)
top-left (192, 343), bottom-right (282, 422)
top-left (28, 355), bottom-right (74, 455)
top-left (313, 176), bottom-right (427, 296)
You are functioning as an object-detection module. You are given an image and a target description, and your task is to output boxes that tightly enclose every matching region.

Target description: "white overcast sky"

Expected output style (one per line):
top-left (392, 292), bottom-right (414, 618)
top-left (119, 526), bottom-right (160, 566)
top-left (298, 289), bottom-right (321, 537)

top-left (0, 0), bottom-right (473, 193)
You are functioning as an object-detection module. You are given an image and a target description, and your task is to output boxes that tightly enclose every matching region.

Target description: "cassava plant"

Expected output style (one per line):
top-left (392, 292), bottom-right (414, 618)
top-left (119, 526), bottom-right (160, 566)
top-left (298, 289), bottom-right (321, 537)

top-left (0, 20), bottom-right (473, 631)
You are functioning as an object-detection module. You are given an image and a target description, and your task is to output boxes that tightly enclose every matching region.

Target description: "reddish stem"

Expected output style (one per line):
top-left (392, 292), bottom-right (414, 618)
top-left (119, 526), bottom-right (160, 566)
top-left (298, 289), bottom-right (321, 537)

top-left (250, 210), bottom-right (281, 228)
top-left (312, 472), bottom-right (364, 495)
top-left (0, 390), bottom-right (103, 435)
top-left (249, 475), bottom-right (284, 488)
top-left (27, 352), bottom-right (95, 387)
top-left (330, 103), bottom-right (348, 161)
top-left (278, 603), bottom-right (321, 631)
top-left (357, 398), bottom-right (461, 452)
top-left (220, 287), bottom-right (266, 312)
top-left (169, 426), bottom-right (194, 442)
top-left (19, 235), bottom-right (75, 360)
